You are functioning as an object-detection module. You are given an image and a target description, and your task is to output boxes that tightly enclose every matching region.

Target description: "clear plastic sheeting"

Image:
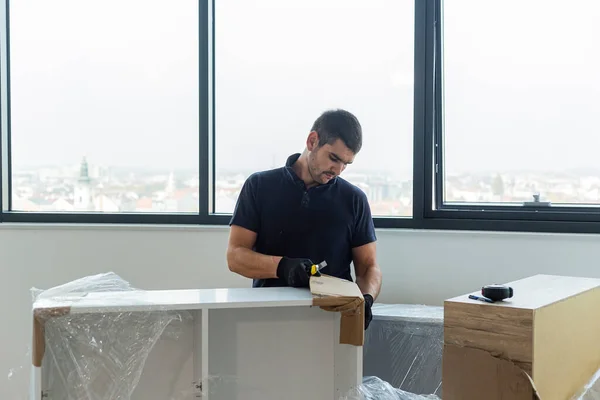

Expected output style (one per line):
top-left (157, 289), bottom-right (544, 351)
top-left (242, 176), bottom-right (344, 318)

top-left (573, 367), bottom-right (600, 400)
top-left (32, 272), bottom-right (191, 400)
top-left (363, 304), bottom-right (443, 396)
top-left (31, 272), bottom-right (136, 303)
top-left (341, 376), bottom-right (440, 400)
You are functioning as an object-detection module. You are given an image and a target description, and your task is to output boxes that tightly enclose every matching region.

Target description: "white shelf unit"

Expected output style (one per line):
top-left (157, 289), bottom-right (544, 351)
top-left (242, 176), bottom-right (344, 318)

top-left (32, 287), bottom-right (362, 400)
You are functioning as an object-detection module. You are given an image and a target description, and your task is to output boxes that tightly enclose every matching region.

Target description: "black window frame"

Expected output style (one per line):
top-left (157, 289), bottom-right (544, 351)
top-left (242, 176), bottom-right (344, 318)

top-left (1, 0), bottom-right (600, 234)
top-left (425, 0), bottom-right (600, 234)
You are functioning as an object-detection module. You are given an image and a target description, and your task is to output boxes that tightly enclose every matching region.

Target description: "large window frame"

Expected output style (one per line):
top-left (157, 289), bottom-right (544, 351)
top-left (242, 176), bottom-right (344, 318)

top-left (425, 0), bottom-right (600, 234)
top-left (1, 0), bottom-right (600, 234)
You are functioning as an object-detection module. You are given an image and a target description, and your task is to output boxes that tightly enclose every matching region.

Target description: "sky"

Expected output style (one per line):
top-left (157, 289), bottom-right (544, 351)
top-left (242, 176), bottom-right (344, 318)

top-left (443, 0), bottom-right (600, 174)
top-left (6, 0), bottom-right (600, 176)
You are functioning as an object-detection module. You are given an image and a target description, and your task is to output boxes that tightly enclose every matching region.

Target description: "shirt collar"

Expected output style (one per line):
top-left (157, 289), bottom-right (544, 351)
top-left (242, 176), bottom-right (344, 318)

top-left (285, 153), bottom-right (301, 169)
top-left (284, 153), bottom-right (338, 187)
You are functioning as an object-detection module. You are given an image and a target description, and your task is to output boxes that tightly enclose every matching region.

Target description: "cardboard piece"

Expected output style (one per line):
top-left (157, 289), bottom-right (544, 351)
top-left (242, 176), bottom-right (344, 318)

top-left (443, 344), bottom-right (540, 400)
top-left (443, 274), bottom-right (600, 400)
top-left (310, 274), bottom-right (364, 346)
top-left (32, 307), bottom-right (71, 367)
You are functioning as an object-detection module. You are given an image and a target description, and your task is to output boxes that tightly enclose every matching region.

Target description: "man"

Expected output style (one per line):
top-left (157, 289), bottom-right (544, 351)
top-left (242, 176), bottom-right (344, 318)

top-left (226, 109), bottom-right (382, 329)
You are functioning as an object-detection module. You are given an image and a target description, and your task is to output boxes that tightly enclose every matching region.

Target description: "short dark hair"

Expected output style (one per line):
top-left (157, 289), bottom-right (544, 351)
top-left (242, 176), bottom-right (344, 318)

top-left (310, 109), bottom-right (362, 154)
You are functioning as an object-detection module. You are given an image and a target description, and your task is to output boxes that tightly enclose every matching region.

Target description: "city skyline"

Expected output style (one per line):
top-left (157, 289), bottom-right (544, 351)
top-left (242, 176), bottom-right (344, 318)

top-left (10, 155), bottom-right (600, 218)
top-left (12, 155), bottom-right (600, 176)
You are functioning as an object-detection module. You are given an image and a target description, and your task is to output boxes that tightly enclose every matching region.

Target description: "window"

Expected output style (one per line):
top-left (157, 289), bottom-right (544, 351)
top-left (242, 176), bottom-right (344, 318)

top-left (2, 0), bottom-right (600, 233)
top-left (214, 0), bottom-right (415, 217)
top-left (440, 0), bottom-right (600, 209)
top-left (7, 0), bottom-right (200, 214)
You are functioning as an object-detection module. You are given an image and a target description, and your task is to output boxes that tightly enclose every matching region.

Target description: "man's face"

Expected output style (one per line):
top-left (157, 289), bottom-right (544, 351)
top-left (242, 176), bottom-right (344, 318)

top-left (307, 134), bottom-right (355, 185)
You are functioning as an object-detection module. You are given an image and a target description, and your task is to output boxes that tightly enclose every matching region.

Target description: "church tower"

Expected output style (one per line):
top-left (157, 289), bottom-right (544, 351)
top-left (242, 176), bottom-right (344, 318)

top-left (74, 157), bottom-right (94, 211)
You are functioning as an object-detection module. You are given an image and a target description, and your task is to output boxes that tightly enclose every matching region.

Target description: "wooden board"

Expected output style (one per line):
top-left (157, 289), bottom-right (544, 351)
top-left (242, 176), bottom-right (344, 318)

top-left (310, 274), bottom-right (365, 346)
top-left (444, 298), bottom-right (534, 373)
top-left (445, 274), bottom-right (600, 310)
top-left (310, 274), bottom-right (363, 301)
top-left (533, 284), bottom-right (600, 399)
top-left (443, 274), bottom-right (600, 400)
top-left (442, 344), bottom-right (538, 400)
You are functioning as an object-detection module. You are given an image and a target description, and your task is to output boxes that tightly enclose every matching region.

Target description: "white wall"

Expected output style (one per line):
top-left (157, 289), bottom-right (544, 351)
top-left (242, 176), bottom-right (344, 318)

top-left (2, 224), bottom-right (600, 398)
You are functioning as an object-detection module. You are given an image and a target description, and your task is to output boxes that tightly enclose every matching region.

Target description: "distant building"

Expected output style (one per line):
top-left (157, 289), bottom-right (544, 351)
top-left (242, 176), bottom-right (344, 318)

top-left (74, 157), bottom-right (93, 211)
top-left (73, 156), bottom-right (119, 212)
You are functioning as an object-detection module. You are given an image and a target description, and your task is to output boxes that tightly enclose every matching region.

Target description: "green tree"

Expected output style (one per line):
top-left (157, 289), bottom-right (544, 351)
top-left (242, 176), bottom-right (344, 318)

top-left (492, 174), bottom-right (504, 197)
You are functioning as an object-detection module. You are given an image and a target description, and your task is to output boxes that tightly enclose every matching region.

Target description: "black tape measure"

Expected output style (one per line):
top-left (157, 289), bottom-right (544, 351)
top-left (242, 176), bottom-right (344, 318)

top-left (481, 284), bottom-right (513, 302)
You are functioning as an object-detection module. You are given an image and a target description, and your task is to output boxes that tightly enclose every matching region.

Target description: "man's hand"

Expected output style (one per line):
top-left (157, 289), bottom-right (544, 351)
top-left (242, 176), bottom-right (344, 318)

top-left (277, 257), bottom-right (314, 287)
top-left (363, 294), bottom-right (374, 330)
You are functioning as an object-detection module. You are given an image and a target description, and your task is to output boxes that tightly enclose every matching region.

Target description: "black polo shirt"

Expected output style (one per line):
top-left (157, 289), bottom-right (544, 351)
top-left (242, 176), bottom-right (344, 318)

top-left (229, 153), bottom-right (377, 287)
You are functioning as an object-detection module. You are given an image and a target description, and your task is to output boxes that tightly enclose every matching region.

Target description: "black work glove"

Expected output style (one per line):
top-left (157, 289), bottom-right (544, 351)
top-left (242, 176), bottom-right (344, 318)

top-left (363, 294), bottom-right (374, 330)
top-left (277, 257), bottom-right (314, 288)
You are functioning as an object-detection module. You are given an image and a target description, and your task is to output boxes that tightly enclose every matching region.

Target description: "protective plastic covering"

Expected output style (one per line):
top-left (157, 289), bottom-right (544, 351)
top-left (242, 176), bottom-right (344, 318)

top-left (32, 272), bottom-right (193, 400)
top-left (341, 376), bottom-right (440, 400)
top-left (342, 370), bottom-right (600, 400)
top-left (573, 367), bottom-right (600, 400)
top-left (363, 304), bottom-right (443, 396)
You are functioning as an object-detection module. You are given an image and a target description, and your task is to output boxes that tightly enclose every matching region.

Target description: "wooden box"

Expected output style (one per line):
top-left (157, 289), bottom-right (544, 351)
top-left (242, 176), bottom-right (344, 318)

top-left (443, 274), bottom-right (600, 400)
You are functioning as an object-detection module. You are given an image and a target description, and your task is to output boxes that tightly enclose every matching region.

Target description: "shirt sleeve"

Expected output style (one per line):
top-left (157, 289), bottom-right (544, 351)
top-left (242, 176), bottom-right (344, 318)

top-left (352, 189), bottom-right (377, 248)
top-left (229, 173), bottom-right (261, 233)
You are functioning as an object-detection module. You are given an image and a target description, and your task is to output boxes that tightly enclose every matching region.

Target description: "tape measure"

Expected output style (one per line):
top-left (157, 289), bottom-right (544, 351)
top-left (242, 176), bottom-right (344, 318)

top-left (481, 284), bottom-right (514, 302)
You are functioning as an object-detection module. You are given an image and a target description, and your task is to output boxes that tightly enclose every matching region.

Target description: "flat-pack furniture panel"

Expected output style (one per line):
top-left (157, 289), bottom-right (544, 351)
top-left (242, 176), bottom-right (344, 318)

top-left (208, 306), bottom-right (339, 399)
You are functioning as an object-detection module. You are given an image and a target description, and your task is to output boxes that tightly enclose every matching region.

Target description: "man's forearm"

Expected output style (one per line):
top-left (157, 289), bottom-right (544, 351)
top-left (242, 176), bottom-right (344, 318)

top-left (356, 264), bottom-right (382, 300)
top-left (227, 246), bottom-right (281, 280)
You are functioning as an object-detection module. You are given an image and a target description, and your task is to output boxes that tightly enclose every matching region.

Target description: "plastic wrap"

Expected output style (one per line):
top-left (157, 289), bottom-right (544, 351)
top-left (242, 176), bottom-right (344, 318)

top-left (32, 272), bottom-right (192, 400)
top-left (341, 376), bottom-right (440, 400)
top-left (573, 367), bottom-right (600, 399)
top-left (344, 369), bottom-right (600, 400)
top-left (363, 304), bottom-right (443, 396)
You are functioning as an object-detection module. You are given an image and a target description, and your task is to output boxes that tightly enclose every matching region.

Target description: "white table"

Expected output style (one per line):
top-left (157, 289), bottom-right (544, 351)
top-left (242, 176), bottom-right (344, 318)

top-left (31, 287), bottom-right (362, 400)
